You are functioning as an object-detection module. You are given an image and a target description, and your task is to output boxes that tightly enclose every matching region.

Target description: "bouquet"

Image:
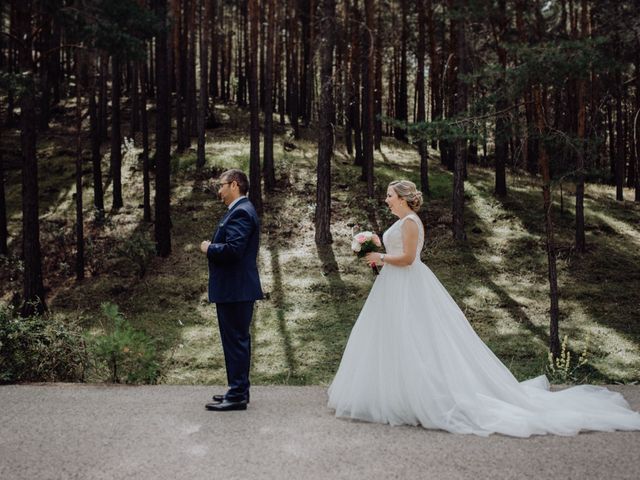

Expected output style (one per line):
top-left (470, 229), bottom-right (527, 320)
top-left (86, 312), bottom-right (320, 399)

top-left (351, 231), bottom-right (382, 275)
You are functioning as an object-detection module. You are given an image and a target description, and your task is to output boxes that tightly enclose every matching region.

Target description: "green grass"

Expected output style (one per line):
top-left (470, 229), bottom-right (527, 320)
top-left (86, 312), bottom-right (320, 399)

top-left (1, 104), bottom-right (639, 385)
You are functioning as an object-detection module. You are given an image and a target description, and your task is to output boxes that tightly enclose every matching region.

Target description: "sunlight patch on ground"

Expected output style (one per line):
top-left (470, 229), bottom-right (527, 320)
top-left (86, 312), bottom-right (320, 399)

top-left (588, 210), bottom-right (640, 248)
top-left (562, 300), bottom-right (640, 381)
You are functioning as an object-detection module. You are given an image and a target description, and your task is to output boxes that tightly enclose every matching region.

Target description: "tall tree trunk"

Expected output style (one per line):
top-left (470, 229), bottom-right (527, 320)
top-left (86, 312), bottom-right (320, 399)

top-left (248, 0), bottom-right (263, 213)
top-left (197, 0), bottom-right (210, 169)
top-left (210, 0), bottom-right (219, 98)
top-left (0, 137), bottom-right (7, 255)
top-left (426, 0), bottom-right (440, 149)
top-left (362, 0), bottom-right (375, 198)
top-left (17, 0), bottom-right (46, 315)
top-left (374, 3), bottom-right (383, 150)
top-left (89, 63), bottom-right (104, 220)
top-left (110, 56), bottom-right (123, 210)
top-left (300, 0), bottom-right (313, 127)
top-left (615, 66), bottom-right (624, 201)
top-left (394, 0), bottom-right (408, 141)
top-left (98, 53), bottom-right (109, 142)
top-left (263, 0), bottom-right (276, 191)
top-left (350, 1), bottom-right (362, 166)
top-left (416, 0), bottom-right (429, 196)
top-left (155, 0), bottom-right (172, 257)
top-left (187, 0), bottom-right (198, 136)
top-left (574, 0), bottom-right (588, 252)
top-left (141, 56), bottom-right (152, 222)
top-left (287, 3), bottom-right (300, 139)
top-left (535, 85), bottom-right (561, 359)
top-left (275, 1), bottom-right (285, 126)
top-left (175, 0), bottom-right (189, 151)
top-left (38, 16), bottom-right (52, 131)
top-left (451, 0), bottom-right (467, 241)
top-left (75, 52), bottom-right (85, 281)
top-left (635, 58), bottom-right (640, 202)
top-left (130, 62), bottom-right (140, 136)
top-left (494, 0), bottom-right (508, 197)
top-left (315, 0), bottom-right (336, 244)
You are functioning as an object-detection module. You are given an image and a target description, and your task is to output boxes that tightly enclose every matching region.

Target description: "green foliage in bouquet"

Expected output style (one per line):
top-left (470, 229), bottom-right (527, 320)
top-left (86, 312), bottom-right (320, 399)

top-left (87, 303), bottom-right (160, 384)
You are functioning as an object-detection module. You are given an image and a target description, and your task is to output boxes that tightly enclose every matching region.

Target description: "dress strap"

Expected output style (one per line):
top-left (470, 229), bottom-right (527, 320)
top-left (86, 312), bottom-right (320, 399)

top-left (401, 214), bottom-right (424, 235)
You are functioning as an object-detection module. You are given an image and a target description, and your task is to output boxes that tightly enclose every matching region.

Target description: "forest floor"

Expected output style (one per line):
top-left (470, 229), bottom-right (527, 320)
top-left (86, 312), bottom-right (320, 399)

top-left (1, 104), bottom-right (639, 385)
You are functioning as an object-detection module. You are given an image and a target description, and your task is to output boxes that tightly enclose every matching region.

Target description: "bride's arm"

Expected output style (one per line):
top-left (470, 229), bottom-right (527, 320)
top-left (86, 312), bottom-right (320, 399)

top-left (365, 220), bottom-right (419, 267)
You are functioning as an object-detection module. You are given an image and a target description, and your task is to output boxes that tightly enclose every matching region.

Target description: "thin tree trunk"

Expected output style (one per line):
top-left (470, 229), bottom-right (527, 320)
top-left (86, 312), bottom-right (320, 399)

top-left (141, 58), bottom-right (152, 222)
top-left (75, 51), bottom-right (85, 281)
top-left (187, 0), bottom-right (198, 136)
top-left (98, 54), bottom-right (109, 142)
top-left (427, 0), bottom-right (439, 149)
top-left (175, 0), bottom-right (189, 151)
top-left (197, 0), bottom-right (210, 169)
top-left (110, 56), bottom-right (123, 210)
top-left (131, 62), bottom-right (140, 136)
top-left (17, 0), bottom-right (46, 315)
top-left (374, 3), bottom-right (383, 150)
top-left (394, 0), bottom-right (408, 141)
top-left (534, 85), bottom-right (561, 359)
top-left (575, 0), bottom-right (588, 252)
top-left (635, 58), bottom-right (640, 202)
top-left (263, 0), bottom-right (276, 191)
top-left (315, 0), bottom-right (336, 245)
top-left (89, 63), bottom-right (104, 220)
top-left (155, 0), bottom-right (172, 257)
top-left (350, 1), bottom-right (362, 166)
top-left (362, 0), bottom-right (375, 198)
top-left (494, 0), bottom-right (508, 197)
top-left (210, 0), bottom-right (219, 97)
top-left (452, 0), bottom-right (467, 241)
top-left (0, 136), bottom-right (7, 255)
top-left (248, 0), bottom-right (263, 213)
top-left (416, 0), bottom-right (429, 196)
top-left (615, 67), bottom-right (624, 201)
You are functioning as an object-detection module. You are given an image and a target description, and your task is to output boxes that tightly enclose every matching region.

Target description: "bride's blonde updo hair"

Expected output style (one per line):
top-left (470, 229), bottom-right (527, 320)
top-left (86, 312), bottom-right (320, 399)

top-left (389, 180), bottom-right (423, 212)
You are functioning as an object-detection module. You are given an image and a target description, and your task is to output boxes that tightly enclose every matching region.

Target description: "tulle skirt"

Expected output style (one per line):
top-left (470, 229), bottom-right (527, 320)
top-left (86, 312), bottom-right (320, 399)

top-left (328, 262), bottom-right (640, 437)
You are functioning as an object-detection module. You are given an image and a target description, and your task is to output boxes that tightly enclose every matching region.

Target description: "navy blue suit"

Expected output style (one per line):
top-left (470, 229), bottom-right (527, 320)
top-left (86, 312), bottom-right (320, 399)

top-left (207, 197), bottom-right (263, 401)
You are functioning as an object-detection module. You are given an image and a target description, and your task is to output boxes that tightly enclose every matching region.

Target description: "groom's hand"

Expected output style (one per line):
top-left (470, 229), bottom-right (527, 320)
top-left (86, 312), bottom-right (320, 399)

top-left (200, 240), bottom-right (211, 253)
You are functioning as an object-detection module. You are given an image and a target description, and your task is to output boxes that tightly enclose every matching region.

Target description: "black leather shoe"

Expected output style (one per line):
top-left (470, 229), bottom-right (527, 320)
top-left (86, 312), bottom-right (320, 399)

top-left (212, 393), bottom-right (250, 403)
top-left (205, 399), bottom-right (248, 411)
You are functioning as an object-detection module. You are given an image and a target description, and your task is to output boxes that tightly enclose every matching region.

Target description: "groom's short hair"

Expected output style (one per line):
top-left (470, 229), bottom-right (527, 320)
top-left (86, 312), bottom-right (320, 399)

top-left (221, 169), bottom-right (249, 195)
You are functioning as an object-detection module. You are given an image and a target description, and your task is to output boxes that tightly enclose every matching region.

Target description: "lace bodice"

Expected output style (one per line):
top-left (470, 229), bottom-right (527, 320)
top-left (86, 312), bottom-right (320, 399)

top-left (382, 214), bottom-right (424, 261)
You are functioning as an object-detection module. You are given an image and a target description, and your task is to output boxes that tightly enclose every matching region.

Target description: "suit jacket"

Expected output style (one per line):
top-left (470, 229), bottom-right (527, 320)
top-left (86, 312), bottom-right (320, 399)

top-left (207, 197), bottom-right (263, 303)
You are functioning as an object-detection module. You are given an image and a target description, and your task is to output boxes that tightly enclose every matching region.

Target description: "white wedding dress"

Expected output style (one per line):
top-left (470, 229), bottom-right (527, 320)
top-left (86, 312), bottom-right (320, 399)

top-left (328, 214), bottom-right (640, 437)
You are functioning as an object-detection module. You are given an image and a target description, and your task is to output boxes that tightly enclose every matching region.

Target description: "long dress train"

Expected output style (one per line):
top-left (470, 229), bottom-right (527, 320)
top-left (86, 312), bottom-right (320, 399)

top-left (328, 214), bottom-right (640, 437)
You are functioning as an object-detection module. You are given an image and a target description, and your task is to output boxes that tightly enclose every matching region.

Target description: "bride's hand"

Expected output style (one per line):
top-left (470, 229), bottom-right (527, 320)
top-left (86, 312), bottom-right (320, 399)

top-left (365, 252), bottom-right (383, 266)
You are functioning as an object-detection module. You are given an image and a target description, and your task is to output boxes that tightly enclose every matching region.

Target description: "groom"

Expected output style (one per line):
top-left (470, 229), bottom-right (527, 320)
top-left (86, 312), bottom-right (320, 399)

top-left (200, 169), bottom-right (263, 411)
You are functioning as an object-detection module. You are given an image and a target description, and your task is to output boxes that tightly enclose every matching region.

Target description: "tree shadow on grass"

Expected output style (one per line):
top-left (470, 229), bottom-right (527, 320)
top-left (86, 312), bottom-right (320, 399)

top-left (263, 236), bottom-right (299, 381)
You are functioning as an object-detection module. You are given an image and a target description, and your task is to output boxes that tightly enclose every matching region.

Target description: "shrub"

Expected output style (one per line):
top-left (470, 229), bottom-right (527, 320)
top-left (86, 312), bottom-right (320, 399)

top-left (115, 232), bottom-right (155, 278)
top-left (87, 303), bottom-right (160, 384)
top-left (0, 305), bottom-right (87, 383)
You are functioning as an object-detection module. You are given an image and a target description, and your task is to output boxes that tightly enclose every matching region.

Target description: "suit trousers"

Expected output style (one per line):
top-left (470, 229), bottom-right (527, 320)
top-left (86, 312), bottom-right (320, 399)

top-left (215, 301), bottom-right (254, 402)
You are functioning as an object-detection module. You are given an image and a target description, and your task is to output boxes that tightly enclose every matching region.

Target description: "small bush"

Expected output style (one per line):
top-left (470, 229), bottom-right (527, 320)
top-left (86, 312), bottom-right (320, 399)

top-left (115, 232), bottom-right (155, 278)
top-left (87, 303), bottom-right (160, 384)
top-left (0, 305), bottom-right (87, 383)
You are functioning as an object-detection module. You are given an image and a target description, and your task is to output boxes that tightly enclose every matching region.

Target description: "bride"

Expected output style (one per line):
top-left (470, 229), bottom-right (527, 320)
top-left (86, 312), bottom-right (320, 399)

top-left (328, 180), bottom-right (640, 437)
